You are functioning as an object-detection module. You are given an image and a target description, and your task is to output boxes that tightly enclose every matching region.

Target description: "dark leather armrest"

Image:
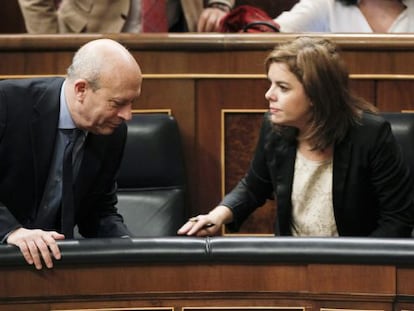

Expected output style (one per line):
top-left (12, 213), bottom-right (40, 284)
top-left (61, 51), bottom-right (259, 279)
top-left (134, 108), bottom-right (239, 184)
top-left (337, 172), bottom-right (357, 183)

top-left (1, 237), bottom-right (414, 267)
top-left (0, 237), bottom-right (208, 267)
top-left (208, 236), bottom-right (414, 265)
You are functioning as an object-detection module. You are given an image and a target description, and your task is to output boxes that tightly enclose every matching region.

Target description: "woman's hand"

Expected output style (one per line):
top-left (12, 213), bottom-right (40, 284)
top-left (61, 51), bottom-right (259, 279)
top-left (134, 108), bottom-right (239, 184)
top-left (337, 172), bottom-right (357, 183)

top-left (177, 205), bottom-right (233, 236)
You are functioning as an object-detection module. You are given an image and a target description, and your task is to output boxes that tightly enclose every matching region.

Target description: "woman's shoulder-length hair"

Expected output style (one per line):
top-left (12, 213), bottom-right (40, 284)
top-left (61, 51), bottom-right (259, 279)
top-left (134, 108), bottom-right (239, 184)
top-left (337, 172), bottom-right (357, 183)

top-left (264, 36), bottom-right (377, 151)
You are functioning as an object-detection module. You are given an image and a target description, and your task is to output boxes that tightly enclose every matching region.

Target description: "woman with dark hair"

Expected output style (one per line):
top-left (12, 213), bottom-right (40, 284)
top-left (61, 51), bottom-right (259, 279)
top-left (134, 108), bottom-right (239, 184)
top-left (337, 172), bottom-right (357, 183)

top-left (178, 37), bottom-right (414, 238)
top-left (273, 0), bottom-right (413, 32)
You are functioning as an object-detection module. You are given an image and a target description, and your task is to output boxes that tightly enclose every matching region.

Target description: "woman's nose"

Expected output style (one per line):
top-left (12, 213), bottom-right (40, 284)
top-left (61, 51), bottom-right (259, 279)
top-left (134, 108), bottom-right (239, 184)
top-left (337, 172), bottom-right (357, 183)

top-left (265, 87), bottom-right (275, 101)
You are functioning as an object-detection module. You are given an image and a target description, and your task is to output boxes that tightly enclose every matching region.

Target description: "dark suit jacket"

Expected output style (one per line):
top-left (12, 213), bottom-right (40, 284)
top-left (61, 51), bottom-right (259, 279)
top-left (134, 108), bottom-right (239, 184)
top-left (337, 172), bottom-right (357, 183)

top-left (0, 77), bottom-right (131, 240)
top-left (222, 112), bottom-right (414, 237)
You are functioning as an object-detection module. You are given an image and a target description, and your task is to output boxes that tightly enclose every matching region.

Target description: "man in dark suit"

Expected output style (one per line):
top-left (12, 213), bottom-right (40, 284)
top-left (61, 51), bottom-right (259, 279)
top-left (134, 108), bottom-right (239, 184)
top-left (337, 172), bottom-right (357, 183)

top-left (0, 38), bottom-right (142, 270)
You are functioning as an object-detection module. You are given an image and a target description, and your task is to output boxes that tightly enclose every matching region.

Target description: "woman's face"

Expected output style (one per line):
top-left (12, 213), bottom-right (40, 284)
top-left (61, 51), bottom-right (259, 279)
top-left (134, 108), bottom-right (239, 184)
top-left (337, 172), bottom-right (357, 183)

top-left (265, 62), bottom-right (313, 133)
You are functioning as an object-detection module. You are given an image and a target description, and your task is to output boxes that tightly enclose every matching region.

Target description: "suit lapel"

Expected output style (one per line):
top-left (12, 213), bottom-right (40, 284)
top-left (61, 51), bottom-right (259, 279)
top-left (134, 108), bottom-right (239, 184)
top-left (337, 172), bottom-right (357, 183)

top-left (332, 138), bottom-right (352, 216)
top-left (30, 78), bottom-right (64, 206)
top-left (272, 139), bottom-right (296, 234)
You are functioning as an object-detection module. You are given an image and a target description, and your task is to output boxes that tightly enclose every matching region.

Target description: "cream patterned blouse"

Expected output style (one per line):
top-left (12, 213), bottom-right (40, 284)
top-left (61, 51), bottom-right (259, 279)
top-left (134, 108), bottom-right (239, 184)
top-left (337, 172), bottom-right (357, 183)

top-left (291, 151), bottom-right (338, 236)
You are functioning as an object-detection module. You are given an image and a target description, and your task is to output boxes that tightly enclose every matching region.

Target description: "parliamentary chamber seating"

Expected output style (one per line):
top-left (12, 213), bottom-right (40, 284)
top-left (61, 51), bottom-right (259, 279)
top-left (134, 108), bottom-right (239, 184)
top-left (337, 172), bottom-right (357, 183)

top-left (115, 113), bottom-right (187, 237)
top-left (380, 112), bottom-right (414, 237)
top-left (381, 112), bottom-right (414, 180)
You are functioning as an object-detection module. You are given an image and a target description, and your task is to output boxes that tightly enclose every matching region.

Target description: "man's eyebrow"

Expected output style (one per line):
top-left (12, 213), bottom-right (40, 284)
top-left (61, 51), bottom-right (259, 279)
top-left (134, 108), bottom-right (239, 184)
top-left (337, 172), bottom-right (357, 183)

top-left (110, 96), bottom-right (139, 105)
top-left (110, 97), bottom-right (127, 102)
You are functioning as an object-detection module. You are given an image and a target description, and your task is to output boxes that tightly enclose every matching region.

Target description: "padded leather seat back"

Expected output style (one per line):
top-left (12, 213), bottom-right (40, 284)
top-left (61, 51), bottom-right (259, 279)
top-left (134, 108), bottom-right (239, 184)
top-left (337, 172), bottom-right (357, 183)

top-left (117, 114), bottom-right (186, 237)
top-left (381, 112), bottom-right (414, 179)
top-left (381, 112), bottom-right (414, 238)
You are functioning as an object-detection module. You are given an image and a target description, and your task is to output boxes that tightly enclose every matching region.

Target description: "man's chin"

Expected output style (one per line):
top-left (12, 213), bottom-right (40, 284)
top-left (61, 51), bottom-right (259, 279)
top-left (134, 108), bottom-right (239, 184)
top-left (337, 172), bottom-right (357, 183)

top-left (92, 126), bottom-right (116, 135)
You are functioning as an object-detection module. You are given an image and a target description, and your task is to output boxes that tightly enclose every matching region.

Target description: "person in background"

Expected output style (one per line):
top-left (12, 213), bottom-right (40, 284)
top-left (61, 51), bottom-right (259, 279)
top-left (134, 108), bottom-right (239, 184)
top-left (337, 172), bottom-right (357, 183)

top-left (274, 0), bottom-right (414, 32)
top-left (196, 0), bottom-right (412, 33)
top-left (0, 38), bottom-right (142, 270)
top-left (17, 0), bottom-right (235, 33)
top-left (178, 36), bottom-right (414, 238)
top-left (197, 0), bottom-right (234, 32)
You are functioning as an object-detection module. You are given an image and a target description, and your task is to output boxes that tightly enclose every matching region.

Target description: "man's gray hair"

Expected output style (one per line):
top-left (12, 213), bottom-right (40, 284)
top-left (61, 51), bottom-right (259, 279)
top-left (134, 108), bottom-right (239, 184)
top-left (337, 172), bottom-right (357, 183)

top-left (67, 47), bottom-right (101, 91)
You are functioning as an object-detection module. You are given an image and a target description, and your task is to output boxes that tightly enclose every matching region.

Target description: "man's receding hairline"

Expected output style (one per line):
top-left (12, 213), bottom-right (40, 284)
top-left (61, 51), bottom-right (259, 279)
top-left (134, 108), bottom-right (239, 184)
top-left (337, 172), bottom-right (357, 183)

top-left (67, 39), bottom-right (141, 89)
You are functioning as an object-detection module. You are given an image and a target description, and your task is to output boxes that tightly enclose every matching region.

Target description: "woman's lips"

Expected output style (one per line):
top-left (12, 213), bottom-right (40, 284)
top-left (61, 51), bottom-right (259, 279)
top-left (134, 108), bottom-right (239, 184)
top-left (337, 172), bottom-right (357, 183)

top-left (270, 107), bottom-right (281, 114)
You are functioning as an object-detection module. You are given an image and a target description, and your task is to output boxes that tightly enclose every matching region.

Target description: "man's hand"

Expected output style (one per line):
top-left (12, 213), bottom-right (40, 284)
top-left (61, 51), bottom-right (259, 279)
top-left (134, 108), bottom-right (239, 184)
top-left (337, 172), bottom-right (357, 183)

top-left (198, 7), bottom-right (229, 32)
top-left (7, 228), bottom-right (65, 270)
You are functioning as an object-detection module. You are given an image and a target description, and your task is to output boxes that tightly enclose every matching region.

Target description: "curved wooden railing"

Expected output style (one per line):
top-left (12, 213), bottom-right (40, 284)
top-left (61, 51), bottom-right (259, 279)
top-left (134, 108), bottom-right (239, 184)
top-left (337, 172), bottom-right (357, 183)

top-left (0, 237), bottom-right (413, 310)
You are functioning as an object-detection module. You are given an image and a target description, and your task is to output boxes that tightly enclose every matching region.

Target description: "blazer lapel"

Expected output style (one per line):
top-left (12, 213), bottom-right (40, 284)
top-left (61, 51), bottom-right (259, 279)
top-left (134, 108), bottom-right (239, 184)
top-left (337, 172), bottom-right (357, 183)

top-left (30, 78), bottom-right (64, 206)
top-left (332, 138), bottom-right (352, 218)
top-left (272, 139), bottom-right (296, 234)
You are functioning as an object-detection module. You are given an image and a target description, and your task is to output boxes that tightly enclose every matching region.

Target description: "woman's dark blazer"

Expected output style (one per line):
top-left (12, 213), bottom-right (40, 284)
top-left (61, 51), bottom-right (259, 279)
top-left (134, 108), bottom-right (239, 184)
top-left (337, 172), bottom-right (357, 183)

top-left (222, 112), bottom-right (414, 237)
top-left (0, 77), bottom-right (130, 240)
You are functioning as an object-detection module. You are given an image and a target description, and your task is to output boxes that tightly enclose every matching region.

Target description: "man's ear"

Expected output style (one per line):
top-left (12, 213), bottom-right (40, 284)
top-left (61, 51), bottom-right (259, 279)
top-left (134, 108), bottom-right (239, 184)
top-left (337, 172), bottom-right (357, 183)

top-left (73, 79), bottom-right (88, 102)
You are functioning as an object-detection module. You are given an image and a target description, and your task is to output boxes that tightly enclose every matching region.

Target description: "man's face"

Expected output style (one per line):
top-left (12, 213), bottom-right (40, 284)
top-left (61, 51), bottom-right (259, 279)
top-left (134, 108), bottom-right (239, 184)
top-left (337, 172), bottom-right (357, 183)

top-left (80, 76), bottom-right (141, 135)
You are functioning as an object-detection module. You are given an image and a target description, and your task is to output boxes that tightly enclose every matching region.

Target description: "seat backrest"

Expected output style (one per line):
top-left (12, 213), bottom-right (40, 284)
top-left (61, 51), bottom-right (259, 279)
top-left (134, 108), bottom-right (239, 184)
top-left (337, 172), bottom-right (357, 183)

top-left (381, 112), bottom-right (414, 178)
top-left (117, 114), bottom-right (187, 237)
top-left (381, 112), bottom-right (414, 238)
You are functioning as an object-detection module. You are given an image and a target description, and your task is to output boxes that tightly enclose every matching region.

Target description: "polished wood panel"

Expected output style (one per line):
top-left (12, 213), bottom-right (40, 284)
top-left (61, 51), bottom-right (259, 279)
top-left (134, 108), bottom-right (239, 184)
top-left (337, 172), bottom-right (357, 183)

top-left (222, 110), bottom-right (275, 234)
top-left (309, 264), bottom-right (395, 294)
top-left (1, 34), bottom-right (414, 75)
top-left (196, 78), bottom-right (269, 214)
top-left (184, 308), bottom-right (305, 311)
top-left (377, 80), bottom-right (414, 111)
top-left (0, 262), bottom-right (403, 311)
top-left (397, 268), bottom-right (414, 295)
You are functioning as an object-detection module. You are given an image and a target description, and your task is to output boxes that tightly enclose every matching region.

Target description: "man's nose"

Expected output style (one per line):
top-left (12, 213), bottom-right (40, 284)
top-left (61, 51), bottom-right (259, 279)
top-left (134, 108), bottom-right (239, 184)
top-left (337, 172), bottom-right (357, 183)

top-left (118, 104), bottom-right (132, 121)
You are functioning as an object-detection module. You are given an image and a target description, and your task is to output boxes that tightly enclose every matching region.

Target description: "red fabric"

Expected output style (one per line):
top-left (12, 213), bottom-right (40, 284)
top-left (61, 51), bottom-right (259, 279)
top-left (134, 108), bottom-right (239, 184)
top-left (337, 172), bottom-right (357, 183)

top-left (219, 5), bottom-right (280, 33)
top-left (141, 0), bottom-right (168, 32)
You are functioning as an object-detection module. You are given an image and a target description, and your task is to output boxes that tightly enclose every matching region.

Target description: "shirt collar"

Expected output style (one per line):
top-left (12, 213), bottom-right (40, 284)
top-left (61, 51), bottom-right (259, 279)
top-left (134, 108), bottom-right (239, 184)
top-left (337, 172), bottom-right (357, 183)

top-left (58, 80), bottom-right (77, 130)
